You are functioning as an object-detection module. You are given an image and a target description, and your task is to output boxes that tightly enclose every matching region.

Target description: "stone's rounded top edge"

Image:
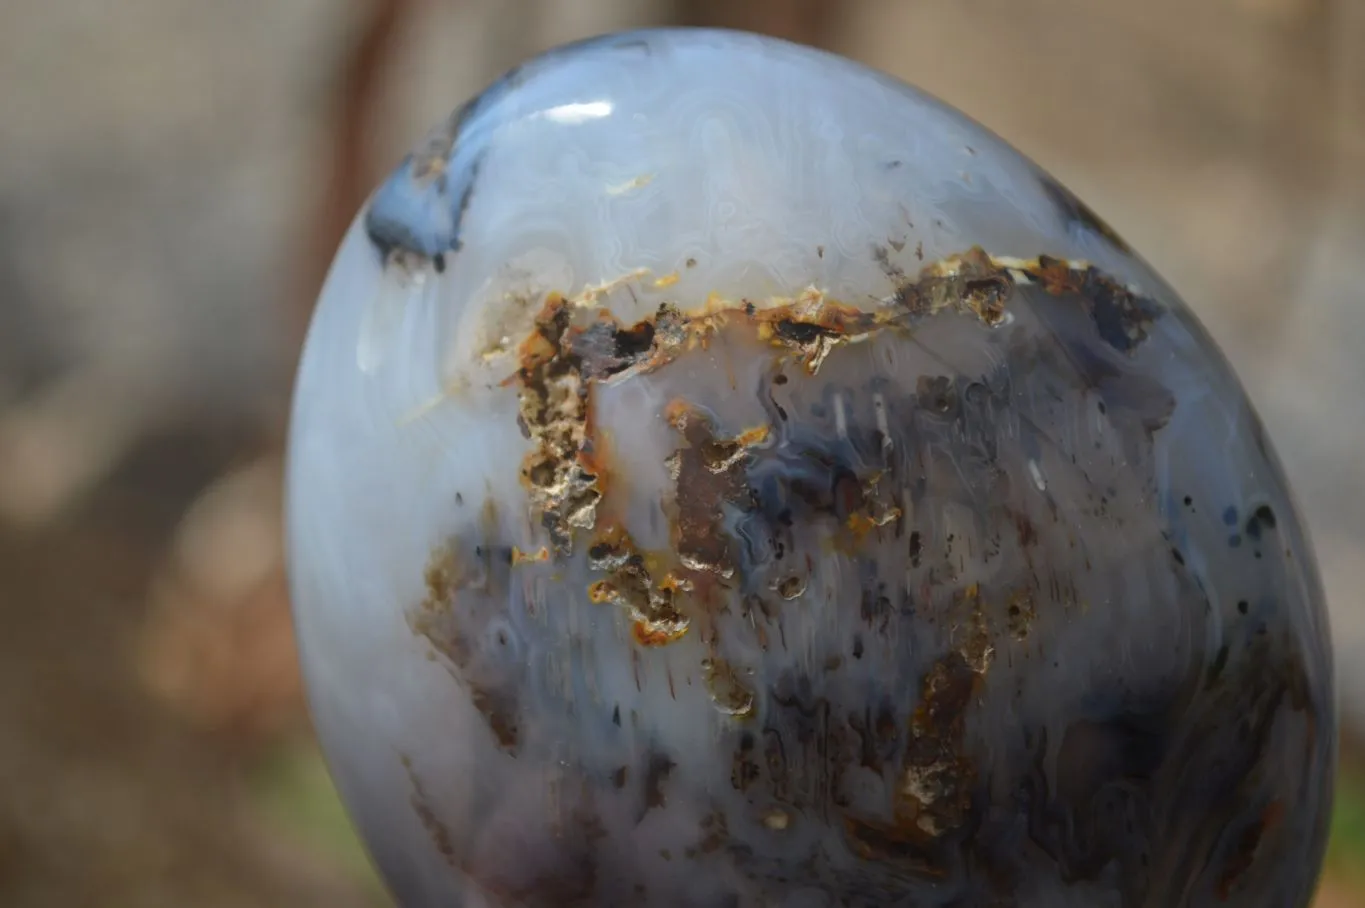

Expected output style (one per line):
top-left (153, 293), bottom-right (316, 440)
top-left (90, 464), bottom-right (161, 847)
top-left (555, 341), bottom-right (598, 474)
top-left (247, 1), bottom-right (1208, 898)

top-left (441, 24), bottom-right (1000, 159)
top-left (360, 27), bottom-right (1044, 269)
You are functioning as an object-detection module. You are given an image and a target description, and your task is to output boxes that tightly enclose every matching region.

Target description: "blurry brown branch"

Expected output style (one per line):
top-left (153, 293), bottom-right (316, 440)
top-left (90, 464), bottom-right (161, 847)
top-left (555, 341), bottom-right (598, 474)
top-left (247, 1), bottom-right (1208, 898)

top-left (292, 0), bottom-right (426, 348)
top-left (672, 0), bottom-right (840, 48)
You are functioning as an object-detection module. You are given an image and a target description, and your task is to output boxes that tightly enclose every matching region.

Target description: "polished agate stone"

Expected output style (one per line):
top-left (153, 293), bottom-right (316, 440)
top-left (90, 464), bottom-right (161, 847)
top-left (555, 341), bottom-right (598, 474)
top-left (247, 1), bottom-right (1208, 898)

top-left (286, 29), bottom-right (1335, 908)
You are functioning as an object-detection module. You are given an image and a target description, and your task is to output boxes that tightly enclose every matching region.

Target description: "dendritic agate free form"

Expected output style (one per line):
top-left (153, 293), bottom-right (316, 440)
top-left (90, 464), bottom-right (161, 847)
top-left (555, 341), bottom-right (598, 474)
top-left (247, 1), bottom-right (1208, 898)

top-left (286, 29), bottom-right (1335, 908)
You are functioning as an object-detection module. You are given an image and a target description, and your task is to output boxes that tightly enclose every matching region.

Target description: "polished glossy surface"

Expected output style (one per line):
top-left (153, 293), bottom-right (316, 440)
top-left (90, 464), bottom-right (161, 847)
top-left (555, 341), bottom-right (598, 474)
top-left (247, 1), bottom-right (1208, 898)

top-left (286, 28), bottom-right (1335, 907)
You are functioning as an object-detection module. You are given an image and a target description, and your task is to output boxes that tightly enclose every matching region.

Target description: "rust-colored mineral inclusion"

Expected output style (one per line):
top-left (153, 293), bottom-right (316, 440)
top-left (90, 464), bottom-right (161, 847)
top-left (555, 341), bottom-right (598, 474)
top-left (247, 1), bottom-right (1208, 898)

top-left (286, 28), bottom-right (1334, 908)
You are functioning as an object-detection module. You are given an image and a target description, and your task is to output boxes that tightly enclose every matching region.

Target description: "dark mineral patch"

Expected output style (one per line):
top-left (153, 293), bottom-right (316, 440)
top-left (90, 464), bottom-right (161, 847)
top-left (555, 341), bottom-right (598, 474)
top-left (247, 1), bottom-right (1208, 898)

top-left (644, 752), bottom-right (677, 812)
top-left (703, 657), bottom-right (756, 718)
top-left (751, 297), bottom-right (882, 374)
top-left (915, 375), bottom-right (958, 416)
top-left (1217, 800), bottom-right (1287, 899)
top-left (715, 620), bottom-right (995, 889)
top-left (403, 757), bottom-right (458, 866)
top-left (731, 733), bottom-right (761, 792)
top-left (1244, 504), bottom-right (1277, 541)
top-left (515, 294), bottom-right (602, 554)
top-left (469, 684), bottom-right (520, 752)
top-left (365, 104), bottom-right (476, 266)
top-left (570, 317), bottom-right (656, 380)
top-left (898, 650), bottom-right (981, 839)
top-left (895, 246), bottom-right (1013, 327)
top-left (1024, 255), bottom-right (1160, 354)
top-left (1006, 590), bottom-right (1036, 640)
top-left (567, 303), bottom-right (695, 382)
top-left (664, 400), bottom-right (766, 578)
top-left (587, 523), bottom-right (689, 646)
top-left (1085, 272), bottom-right (1160, 354)
top-left (409, 539), bottom-right (528, 756)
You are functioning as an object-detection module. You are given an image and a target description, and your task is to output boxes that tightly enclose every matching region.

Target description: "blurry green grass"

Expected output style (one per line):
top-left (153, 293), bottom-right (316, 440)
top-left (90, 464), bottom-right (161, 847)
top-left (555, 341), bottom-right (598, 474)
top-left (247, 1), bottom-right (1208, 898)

top-left (250, 741), bottom-right (1365, 900)
top-left (1329, 769), bottom-right (1365, 887)
top-left (249, 738), bottom-right (388, 900)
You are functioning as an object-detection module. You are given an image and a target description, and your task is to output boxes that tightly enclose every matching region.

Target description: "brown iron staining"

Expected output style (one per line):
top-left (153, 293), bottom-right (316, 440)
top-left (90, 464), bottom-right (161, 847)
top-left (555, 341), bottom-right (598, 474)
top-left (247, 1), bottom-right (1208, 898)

top-left (838, 469), bottom-right (902, 544)
top-left (897, 648), bottom-right (982, 838)
top-left (664, 400), bottom-right (769, 578)
top-left (514, 294), bottom-right (603, 554)
top-left (410, 545), bottom-right (522, 754)
top-left (405, 752), bottom-right (604, 901)
top-left (587, 523), bottom-right (690, 647)
top-left (773, 574), bottom-right (808, 601)
top-left (402, 755), bottom-right (458, 865)
top-left (510, 545), bottom-right (550, 565)
top-left (1006, 588), bottom-right (1037, 641)
top-left (400, 105), bottom-right (461, 200)
top-left (643, 752), bottom-right (677, 812)
top-left (411, 545), bottom-right (469, 665)
top-left (572, 284), bottom-right (885, 382)
top-left (915, 375), bottom-right (957, 415)
top-left (886, 245), bottom-right (1162, 354)
top-left (1020, 255), bottom-right (1159, 353)
top-left (567, 302), bottom-right (695, 382)
top-left (1217, 799), bottom-right (1287, 899)
top-left (842, 586), bottom-right (995, 866)
top-left (702, 656), bottom-right (756, 718)
top-left (692, 809), bottom-right (732, 856)
top-left (511, 297), bottom-right (712, 558)
top-left (896, 246), bottom-right (1014, 328)
top-left (506, 247), bottom-right (1160, 629)
top-left (951, 583), bottom-right (996, 675)
top-left (892, 586), bottom-right (992, 836)
top-left (751, 293), bottom-right (883, 375)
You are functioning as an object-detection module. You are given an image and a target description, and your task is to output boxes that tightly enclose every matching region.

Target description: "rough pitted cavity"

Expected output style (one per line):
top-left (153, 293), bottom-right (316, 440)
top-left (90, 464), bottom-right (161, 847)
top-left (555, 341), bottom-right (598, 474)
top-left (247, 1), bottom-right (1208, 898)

top-left (587, 523), bottom-right (690, 647)
top-left (513, 295), bottom-right (602, 554)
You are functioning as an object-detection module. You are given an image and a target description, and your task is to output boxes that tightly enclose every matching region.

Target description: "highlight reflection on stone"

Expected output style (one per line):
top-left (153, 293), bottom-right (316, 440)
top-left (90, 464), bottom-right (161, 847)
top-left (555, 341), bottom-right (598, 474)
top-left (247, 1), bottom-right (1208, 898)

top-left (286, 29), bottom-right (1335, 908)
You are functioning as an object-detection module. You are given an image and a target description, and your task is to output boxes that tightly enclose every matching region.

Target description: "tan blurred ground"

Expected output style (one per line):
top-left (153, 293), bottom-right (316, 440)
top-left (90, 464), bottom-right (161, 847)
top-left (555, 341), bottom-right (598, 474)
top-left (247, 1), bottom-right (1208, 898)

top-left (0, 0), bottom-right (1362, 904)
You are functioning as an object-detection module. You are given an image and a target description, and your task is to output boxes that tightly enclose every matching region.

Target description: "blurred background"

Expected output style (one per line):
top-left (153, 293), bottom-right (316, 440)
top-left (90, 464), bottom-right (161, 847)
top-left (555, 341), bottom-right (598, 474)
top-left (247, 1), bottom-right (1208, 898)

top-left (1, 0), bottom-right (1363, 905)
